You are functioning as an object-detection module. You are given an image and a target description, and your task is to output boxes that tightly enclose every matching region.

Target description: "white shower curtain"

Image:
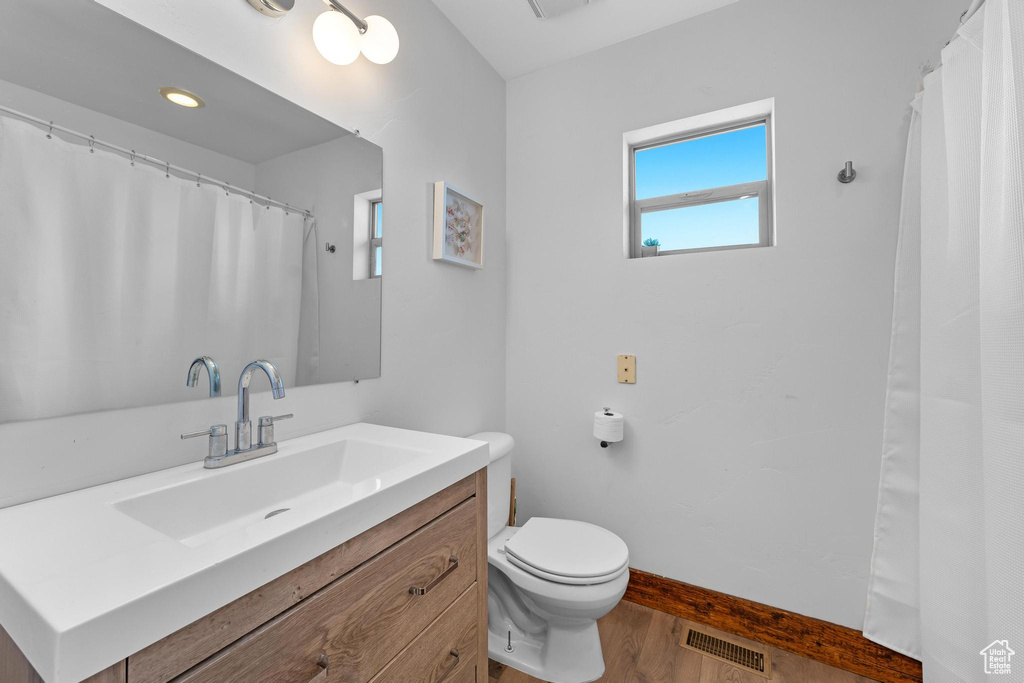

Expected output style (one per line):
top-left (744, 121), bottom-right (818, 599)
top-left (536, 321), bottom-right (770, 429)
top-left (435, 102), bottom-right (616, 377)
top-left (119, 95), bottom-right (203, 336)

top-left (0, 115), bottom-right (316, 421)
top-left (864, 2), bottom-right (1023, 681)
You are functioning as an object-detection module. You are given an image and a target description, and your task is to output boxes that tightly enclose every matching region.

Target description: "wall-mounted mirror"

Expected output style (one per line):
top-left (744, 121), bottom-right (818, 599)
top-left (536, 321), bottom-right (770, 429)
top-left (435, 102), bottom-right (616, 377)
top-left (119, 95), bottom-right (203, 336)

top-left (0, 0), bottom-right (382, 424)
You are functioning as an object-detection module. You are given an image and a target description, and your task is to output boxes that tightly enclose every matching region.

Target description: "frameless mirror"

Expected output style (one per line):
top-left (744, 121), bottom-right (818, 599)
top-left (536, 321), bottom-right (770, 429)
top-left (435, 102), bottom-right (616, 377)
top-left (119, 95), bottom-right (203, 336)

top-left (0, 0), bottom-right (382, 424)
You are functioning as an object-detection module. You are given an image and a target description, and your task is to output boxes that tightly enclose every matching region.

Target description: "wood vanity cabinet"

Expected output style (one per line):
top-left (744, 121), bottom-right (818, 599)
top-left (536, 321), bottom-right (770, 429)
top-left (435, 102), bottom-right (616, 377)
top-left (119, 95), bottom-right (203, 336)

top-left (0, 470), bottom-right (488, 683)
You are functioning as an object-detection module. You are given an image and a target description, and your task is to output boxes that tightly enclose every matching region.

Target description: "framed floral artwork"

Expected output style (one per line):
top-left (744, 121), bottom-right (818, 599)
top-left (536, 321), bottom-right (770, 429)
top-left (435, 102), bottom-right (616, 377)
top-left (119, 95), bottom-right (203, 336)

top-left (433, 182), bottom-right (484, 269)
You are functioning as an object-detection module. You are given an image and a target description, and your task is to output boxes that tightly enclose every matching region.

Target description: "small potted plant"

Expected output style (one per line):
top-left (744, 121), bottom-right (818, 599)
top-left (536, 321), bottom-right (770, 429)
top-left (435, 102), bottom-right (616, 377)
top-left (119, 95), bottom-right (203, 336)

top-left (641, 238), bottom-right (661, 258)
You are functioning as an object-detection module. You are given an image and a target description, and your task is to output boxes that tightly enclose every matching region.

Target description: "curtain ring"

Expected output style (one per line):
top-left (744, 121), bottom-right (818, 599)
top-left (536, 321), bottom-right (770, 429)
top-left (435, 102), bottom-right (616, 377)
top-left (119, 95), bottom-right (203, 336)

top-left (165, 162), bottom-right (170, 179)
top-left (196, 172), bottom-right (202, 189)
top-left (129, 150), bottom-right (135, 167)
top-left (46, 122), bottom-right (53, 140)
top-left (88, 135), bottom-right (95, 153)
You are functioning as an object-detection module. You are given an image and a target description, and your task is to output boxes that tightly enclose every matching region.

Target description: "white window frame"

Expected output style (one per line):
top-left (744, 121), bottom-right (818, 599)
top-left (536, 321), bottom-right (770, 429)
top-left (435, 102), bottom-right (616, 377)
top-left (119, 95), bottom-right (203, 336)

top-left (369, 199), bottom-right (382, 279)
top-left (625, 99), bottom-right (775, 258)
top-left (352, 188), bottom-right (381, 281)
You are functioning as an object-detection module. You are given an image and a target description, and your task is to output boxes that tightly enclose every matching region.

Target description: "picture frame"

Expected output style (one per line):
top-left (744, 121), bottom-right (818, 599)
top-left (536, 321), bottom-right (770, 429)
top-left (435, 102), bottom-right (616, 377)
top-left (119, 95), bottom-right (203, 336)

top-left (433, 181), bottom-right (484, 269)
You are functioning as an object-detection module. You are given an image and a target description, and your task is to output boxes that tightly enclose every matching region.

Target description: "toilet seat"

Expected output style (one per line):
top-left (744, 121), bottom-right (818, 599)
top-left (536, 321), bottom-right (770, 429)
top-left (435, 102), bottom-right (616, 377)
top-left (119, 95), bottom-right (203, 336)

top-left (503, 518), bottom-right (629, 585)
top-left (505, 553), bottom-right (629, 585)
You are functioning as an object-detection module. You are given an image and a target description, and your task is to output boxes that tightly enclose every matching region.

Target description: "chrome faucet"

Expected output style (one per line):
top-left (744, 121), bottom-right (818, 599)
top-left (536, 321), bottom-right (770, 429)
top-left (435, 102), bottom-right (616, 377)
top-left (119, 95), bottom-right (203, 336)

top-left (235, 359), bottom-right (286, 452)
top-left (182, 358), bottom-right (292, 468)
top-left (186, 356), bottom-right (222, 397)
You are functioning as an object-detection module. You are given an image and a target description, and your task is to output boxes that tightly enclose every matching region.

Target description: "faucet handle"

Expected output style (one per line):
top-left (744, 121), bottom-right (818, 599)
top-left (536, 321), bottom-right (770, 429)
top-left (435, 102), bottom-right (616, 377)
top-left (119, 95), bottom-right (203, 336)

top-left (257, 414), bottom-right (293, 447)
top-left (181, 424), bottom-right (229, 459)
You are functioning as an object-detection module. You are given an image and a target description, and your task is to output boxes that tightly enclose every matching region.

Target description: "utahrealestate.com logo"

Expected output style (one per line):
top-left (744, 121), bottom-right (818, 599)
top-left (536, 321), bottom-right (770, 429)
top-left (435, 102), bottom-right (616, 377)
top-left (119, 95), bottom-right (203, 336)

top-left (980, 640), bottom-right (1015, 675)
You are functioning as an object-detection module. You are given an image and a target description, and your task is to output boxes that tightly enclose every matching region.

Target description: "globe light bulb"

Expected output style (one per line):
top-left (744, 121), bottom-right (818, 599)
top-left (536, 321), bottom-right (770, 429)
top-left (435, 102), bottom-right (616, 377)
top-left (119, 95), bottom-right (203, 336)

top-left (312, 10), bottom-right (361, 66)
top-left (360, 15), bottom-right (399, 65)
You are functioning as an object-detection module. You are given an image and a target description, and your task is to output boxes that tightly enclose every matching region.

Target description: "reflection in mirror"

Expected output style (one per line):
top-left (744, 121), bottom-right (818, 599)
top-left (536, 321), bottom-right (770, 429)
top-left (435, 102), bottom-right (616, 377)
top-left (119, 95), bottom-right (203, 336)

top-left (0, 0), bottom-right (382, 424)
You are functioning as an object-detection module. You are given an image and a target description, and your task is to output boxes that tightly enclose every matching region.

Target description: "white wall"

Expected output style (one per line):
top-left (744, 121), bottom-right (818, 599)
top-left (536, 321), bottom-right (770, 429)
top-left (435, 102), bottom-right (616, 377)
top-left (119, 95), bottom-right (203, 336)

top-left (0, 0), bottom-right (506, 507)
top-left (505, 0), bottom-right (961, 629)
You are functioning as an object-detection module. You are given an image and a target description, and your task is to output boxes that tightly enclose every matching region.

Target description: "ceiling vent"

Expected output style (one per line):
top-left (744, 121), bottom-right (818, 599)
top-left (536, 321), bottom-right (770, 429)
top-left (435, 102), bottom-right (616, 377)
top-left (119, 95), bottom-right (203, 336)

top-left (526, 0), bottom-right (590, 19)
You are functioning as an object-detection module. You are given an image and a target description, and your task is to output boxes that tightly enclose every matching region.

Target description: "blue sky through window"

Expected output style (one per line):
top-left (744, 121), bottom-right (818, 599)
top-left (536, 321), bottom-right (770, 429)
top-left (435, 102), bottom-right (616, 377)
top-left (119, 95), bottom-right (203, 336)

top-left (635, 124), bottom-right (767, 199)
top-left (635, 124), bottom-right (766, 251)
top-left (642, 198), bottom-right (759, 251)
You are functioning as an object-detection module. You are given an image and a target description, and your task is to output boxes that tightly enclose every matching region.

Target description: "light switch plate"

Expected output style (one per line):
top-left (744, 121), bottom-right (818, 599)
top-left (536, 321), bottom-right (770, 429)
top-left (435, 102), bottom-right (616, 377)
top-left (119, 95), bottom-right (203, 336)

top-left (618, 355), bottom-right (636, 384)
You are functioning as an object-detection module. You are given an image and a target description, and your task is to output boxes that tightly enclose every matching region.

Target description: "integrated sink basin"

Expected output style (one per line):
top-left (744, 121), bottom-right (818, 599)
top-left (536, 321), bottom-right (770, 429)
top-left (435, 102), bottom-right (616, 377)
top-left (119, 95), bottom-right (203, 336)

top-left (114, 438), bottom-right (430, 547)
top-left (0, 423), bottom-right (488, 683)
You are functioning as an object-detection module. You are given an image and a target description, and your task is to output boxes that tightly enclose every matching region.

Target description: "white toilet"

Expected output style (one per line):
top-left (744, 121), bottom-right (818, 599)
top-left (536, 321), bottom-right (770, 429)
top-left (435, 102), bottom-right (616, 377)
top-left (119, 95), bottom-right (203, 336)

top-left (470, 432), bottom-right (629, 683)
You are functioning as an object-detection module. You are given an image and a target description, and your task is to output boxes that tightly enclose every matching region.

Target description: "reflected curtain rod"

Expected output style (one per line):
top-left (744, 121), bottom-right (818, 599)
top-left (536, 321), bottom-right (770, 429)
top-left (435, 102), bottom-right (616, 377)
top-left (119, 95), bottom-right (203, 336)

top-left (0, 104), bottom-right (314, 219)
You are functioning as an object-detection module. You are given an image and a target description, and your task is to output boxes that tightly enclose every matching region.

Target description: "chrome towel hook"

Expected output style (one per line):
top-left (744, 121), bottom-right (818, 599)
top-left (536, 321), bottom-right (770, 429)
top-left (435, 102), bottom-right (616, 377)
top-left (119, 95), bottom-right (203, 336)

top-left (838, 161), bottom-right (857, 184)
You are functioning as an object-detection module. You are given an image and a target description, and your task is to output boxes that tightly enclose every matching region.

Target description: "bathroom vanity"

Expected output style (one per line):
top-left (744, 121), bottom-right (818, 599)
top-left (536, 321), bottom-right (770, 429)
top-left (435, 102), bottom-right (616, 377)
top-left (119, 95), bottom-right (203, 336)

top-left (0, 425), bottom-right (490, 683)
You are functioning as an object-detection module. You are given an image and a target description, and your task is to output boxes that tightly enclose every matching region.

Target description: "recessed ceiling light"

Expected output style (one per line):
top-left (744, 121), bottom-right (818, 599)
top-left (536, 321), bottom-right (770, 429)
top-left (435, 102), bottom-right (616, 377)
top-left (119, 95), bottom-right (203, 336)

top-left (158, 87), bottom-right (205, 109)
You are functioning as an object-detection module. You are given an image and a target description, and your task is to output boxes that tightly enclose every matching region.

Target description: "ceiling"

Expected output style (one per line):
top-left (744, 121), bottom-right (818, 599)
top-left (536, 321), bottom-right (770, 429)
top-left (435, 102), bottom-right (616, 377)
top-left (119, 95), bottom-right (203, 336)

top-left (430, 0), bottom-right (740, 80)
top-left (0, 0), bottom-right (348, 164)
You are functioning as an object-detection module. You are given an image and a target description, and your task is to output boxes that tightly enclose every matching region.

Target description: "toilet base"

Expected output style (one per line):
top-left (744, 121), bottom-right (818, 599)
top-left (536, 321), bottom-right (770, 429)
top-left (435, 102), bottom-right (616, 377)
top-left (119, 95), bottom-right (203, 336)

top-left (487, 619), bottom-right (605, 683)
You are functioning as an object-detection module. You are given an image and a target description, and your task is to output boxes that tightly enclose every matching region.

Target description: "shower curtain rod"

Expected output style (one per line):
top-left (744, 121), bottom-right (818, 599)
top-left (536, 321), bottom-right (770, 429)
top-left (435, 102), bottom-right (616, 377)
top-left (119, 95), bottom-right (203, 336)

top-left (0, 104), bottom-right (314, 219)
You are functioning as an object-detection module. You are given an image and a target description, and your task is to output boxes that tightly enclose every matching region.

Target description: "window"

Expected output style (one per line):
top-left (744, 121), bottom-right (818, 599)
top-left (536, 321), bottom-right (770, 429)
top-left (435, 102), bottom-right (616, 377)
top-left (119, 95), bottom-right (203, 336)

top-left (627, 101), bottom-right (773, 257)
top-left (352, 189), bottom-right (381, 281)
top-left (370, 199), bottom-right (383, 278)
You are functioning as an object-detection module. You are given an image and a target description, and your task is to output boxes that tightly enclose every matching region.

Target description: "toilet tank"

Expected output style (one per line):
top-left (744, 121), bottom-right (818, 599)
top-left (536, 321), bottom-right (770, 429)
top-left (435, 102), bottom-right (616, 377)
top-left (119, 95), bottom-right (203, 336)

top-left (467, 432), bottom-right (514, 539)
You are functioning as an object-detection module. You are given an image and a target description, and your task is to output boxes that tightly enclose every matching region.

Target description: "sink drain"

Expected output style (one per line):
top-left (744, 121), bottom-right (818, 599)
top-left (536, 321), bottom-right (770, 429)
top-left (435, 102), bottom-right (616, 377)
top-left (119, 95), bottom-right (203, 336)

top-left (265, 508), bottom-right (290, 519)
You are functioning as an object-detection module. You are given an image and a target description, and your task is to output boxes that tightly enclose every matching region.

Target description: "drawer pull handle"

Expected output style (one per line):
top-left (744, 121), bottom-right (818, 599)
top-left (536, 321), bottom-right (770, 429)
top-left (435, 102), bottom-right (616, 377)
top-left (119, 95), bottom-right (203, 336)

top-left (410, 555), bottom-right (459, 596)
top-left (308, 653), bottom-right (328, 683)
top-left (435, 648), bottom-right (460, 683)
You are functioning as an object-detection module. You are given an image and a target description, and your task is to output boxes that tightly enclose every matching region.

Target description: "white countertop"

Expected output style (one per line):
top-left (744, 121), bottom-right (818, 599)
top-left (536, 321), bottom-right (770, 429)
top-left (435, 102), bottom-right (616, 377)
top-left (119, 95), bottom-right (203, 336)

top-left (0, 423), bottom-right (488, 683)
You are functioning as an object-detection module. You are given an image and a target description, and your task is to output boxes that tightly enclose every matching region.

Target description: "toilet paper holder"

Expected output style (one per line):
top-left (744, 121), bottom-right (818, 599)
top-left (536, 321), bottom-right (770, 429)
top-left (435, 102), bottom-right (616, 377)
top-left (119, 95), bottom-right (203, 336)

top-left (599, 407), bottom-right (616, 448)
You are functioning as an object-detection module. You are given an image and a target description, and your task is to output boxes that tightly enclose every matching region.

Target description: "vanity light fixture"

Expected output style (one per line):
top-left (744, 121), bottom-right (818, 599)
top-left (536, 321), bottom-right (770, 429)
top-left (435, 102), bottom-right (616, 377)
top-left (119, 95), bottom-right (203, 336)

top-left (314, 0), bottom-right (399, 65)
top-left (158, 87), bottom-right (206, 109)
top-left (244, 0), bottom-right (398, 65)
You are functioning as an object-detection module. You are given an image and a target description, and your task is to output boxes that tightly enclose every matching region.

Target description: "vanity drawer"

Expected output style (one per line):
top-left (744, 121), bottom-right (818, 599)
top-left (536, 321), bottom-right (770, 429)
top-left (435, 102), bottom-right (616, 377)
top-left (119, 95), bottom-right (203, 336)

top-left (369, 585), bottom-right (478, 683)
top-left (174, 497), bottom-right (477, 683)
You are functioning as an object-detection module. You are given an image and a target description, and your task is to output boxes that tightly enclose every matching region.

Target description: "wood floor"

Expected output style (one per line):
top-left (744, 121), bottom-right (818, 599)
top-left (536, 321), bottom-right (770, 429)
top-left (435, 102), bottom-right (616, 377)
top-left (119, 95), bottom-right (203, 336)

top-left (487, 600), bottom-right (880, 683)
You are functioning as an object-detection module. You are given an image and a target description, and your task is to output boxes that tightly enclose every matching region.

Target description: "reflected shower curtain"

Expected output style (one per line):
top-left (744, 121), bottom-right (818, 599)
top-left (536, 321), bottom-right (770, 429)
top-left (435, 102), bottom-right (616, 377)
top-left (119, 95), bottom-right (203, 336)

top-left (0, 116), bottom-right (315, 421)
top-left (864, 2), bottom-right (1023, 681)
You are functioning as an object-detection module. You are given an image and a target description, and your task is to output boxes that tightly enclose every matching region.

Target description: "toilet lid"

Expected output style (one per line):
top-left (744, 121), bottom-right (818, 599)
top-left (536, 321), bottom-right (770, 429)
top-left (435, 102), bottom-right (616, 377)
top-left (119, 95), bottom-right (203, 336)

top-left (504, 518), bottom-right (629, 581)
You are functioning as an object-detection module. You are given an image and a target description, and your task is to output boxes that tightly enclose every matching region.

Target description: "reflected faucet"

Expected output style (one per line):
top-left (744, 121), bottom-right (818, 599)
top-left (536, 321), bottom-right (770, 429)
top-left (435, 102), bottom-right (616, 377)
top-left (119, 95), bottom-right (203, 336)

top-left (186, 356), bottom-right (222, 397)
top-left (235, 360), bottom-right (286, 452)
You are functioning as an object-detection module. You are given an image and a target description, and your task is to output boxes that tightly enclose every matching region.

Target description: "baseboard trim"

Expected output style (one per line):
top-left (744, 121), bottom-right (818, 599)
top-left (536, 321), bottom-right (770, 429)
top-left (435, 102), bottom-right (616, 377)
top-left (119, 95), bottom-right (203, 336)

top-left (622, 568), bottom-right (922, 683)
